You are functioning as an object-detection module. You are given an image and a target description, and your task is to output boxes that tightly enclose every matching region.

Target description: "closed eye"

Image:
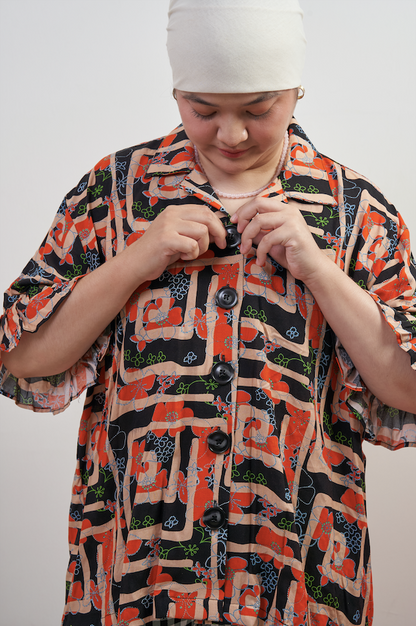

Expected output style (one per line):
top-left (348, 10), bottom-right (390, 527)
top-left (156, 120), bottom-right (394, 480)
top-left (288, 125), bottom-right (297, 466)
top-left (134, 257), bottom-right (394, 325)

top-left (247, 108), bottom-right (272, 119)
top-left (191, 109), bottom-right (215, 120)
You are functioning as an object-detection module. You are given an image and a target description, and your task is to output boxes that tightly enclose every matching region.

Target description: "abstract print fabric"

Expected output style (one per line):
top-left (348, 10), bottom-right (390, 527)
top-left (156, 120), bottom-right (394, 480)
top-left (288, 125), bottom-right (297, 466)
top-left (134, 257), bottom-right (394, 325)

top-left (1, 121), bottom-right (416, 626)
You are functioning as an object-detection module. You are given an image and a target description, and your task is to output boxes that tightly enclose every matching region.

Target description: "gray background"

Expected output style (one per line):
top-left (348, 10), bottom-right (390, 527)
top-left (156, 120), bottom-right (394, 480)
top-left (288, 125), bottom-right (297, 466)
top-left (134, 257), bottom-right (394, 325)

top-left (0, 1), bottom-right (415, 624)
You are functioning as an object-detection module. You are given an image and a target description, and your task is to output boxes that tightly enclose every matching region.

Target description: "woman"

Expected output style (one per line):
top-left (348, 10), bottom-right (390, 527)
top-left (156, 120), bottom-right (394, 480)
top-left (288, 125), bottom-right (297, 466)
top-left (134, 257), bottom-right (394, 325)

top-left (1, 1), bottom-right (415, 625)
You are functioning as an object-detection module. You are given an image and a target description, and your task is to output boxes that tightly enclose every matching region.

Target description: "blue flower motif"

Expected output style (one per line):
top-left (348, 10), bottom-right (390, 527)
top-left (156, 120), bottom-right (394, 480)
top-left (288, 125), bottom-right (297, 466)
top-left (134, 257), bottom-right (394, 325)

top-left (117, 320), bottom-right (124, 341)
top-left (167, 272), bottom-right (190, 300)
top-left (25, 261), bottom-right (43, 278)
top-left (217, 527), bottom-right (228, 541)
top-left (225, 310), bottom-right (236, 324)
top-left (116, 457), bottom-right (126, 470)
top-left (328, 164), bottom-right (338, 180)
top-left (320, 352), bottom-right (331, 366)
top-left (388, 235), bottom-right (397, 259)
top-left (77, 181), bottom-right (87, 193)
top-left (73, 554), bottom-right (81, 575)
top-left (295, 509), bottom-right (307, 524)
top-left (283, 606), bottom-right (298, 622)
top-left (217, 549), bottom-right (227, 570)
top-left (353, 610), bottom-right (361, 623)
top-left (255, 388), bottom-right (267, 401)
top-left (164, 515), bottom-right (179, 529)
top-left (58, 198), bottom-right (67, 215)
top-left (250, 552), bottom-right (262, 566)
top-left (335, 511), bottom-right (346, 525)
top-left (343, 521), bottom-right (362, 554)
top-left (183, 351), bottom-right (197, 364)
top-left (285, 487), bottom-right (291, 501)
top-left (260, 560), bottom-right (278, 592)
top-left (316, 374), bottom-right (327, 392)
top-left (262, 560), bottom-right (273, 574)
top-left (82, 250), bottom-right (100, 271)
top-left (93, 392), bottom-right (105, 406)
top-left (289, 455), bottom-right (298, 470)
top-left (154, 437), bottom-right (176, 463)
top-left (116, 174), bottom-right (128, 194)
top-left (344, 223), bottom-right (354, 237)
top-left (286, 326), bottom-right (300, 339)
top-left (344, 203), bottom-right (356, 216)
top-left (141, 594), bottom-right (153, 609)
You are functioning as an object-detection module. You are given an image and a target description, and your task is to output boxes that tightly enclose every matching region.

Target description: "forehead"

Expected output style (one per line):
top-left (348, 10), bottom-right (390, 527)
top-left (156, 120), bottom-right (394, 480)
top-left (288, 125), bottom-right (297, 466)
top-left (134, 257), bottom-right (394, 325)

top-left (180, 92), bottom-right (280, 107)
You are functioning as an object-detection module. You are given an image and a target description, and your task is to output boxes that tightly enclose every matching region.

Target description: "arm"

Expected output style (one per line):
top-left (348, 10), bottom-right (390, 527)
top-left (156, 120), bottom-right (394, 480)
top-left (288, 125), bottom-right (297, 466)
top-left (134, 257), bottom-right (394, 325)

top-left (1, 205), bottom-right (226, 378)
top-left (232, 197), bottom-right (416, 413)
top-left (301, 254), bottom-right (416, 412)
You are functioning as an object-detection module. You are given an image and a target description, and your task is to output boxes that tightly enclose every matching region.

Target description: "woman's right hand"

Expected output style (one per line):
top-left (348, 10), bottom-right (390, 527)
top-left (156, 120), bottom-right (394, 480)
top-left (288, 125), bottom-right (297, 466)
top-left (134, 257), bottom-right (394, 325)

top-left (128, 204), bottom-right (227, 282)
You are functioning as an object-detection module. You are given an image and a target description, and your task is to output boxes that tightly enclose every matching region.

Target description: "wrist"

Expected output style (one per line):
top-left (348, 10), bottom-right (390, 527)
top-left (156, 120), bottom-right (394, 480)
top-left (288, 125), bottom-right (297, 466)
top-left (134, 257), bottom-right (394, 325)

top-left (298, 250), bottom-right (338, 295)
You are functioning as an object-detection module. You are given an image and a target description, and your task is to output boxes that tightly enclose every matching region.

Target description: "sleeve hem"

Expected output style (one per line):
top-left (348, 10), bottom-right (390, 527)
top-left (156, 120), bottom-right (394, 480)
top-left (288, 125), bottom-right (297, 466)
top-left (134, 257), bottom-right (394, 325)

top-left (0, 330), bottom-right (112, 415)
top-left (335, 294), bottom-right (416, 449)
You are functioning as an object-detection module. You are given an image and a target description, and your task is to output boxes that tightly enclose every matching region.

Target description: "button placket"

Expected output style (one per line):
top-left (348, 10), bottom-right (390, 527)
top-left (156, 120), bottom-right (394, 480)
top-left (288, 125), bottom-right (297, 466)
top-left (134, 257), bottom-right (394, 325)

top-left (202, 504), bottom-right (227, 530)
top-left (205, 261), bottom-right (242, 537)
top-left (207, 429), bottom-right (231, 454)
top-left (225, 225), bottom-right (241, 249)
top-left (215, 286), bottom-right (238, 310)
top-left (211, 360), bottom-right (234, 385)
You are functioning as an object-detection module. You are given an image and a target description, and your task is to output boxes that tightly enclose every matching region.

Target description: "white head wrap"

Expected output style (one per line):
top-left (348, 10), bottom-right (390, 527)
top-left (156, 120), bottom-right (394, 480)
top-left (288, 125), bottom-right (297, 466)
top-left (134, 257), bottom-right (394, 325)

top-left (166, 0), bottom-right (306, 93)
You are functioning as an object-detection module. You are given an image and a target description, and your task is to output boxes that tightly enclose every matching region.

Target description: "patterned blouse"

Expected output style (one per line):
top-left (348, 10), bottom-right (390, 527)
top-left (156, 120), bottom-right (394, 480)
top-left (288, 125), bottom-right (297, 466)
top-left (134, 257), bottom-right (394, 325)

top-left (1, 120), bottom-right (416, 626)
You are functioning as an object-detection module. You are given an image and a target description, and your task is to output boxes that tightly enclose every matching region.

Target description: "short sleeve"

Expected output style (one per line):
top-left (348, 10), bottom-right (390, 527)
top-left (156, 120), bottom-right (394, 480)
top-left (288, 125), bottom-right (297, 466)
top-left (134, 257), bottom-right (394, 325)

top-left (0, 161), bottom-right (115, 414)
top-left (339, 191), bottom-right (416, 449)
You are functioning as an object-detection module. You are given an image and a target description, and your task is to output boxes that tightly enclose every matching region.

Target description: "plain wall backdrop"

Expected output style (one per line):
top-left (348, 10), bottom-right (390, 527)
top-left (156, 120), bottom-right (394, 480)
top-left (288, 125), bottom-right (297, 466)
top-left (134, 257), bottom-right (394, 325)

top-left (0, 1), bottom-right (415, 625)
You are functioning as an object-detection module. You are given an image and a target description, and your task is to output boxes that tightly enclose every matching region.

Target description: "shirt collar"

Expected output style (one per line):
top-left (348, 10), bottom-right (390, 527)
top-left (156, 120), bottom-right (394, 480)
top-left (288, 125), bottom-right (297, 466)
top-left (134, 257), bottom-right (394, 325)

top-left (145, 120), bottom-right (338, 208)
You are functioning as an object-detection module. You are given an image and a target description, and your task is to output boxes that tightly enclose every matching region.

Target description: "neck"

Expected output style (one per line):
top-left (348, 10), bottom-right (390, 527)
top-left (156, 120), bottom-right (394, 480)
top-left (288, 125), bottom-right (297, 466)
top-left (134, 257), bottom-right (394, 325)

top-left (194, 132), bottom-right (289, 200)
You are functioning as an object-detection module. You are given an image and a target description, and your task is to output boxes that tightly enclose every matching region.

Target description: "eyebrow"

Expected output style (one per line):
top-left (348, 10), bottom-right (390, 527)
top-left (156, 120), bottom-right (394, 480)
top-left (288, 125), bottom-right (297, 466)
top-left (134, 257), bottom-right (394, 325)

top-left (182, 92), bottom-right (279, 107)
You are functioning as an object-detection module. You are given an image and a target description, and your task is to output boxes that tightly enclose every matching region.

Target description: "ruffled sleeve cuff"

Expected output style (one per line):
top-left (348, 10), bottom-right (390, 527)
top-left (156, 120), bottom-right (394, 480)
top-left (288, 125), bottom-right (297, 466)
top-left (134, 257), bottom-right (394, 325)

top-left (0, 330), bottom-right (111, 414)
top-left (335, 293), bottom-right (416, 450)
top-left (0, 275), bottom-right (112, 414)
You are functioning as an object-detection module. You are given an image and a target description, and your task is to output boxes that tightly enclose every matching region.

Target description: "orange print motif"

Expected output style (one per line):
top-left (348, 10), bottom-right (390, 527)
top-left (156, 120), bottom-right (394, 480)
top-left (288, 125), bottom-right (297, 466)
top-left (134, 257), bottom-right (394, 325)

top-left (118, 373), bottom-right (156, 402)
top-left (260, 362), bottom-right (290, 403)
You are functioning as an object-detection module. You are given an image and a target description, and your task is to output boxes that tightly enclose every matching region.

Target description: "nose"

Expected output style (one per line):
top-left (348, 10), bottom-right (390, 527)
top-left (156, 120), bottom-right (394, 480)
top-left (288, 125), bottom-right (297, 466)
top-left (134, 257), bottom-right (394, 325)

top-left (217, 116), bottom-right (248, 147)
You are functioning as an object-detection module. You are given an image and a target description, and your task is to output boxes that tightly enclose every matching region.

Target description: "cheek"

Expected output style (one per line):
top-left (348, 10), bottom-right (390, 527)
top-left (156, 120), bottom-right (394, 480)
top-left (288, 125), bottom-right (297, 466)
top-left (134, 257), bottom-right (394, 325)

top-left (182, 118), bottom-right (213, 146)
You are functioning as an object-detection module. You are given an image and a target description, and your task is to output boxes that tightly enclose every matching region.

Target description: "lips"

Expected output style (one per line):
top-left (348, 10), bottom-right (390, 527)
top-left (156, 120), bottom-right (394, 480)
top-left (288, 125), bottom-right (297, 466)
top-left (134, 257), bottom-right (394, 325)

top-left (218, 147), bottom-right (249, 159)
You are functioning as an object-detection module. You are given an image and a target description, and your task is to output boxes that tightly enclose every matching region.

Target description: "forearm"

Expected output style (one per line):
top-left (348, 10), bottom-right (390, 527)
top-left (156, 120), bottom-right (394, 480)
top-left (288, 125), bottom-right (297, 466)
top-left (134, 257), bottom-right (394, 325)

top-left (305, 255), bottom-right (416, 412)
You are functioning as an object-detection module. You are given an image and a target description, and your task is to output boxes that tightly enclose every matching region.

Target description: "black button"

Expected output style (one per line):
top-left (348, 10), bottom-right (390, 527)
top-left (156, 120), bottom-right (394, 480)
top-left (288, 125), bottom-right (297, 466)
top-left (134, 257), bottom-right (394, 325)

top-left (225, 225), bottom-right (241, 248)
top-left (211, 362), bottom-right (234, 384)
top-left (215, 287), bottom-right (238, 310)
top-left (207, 430), bottom-right (231, 454)
top-left (202, 506), bottom-right (227, 529)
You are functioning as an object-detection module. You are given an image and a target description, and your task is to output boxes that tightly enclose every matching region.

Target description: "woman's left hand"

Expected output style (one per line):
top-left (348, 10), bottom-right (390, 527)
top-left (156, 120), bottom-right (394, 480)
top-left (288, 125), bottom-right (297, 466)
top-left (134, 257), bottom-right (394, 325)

top-left (230, 195), bottom-right (327, 285)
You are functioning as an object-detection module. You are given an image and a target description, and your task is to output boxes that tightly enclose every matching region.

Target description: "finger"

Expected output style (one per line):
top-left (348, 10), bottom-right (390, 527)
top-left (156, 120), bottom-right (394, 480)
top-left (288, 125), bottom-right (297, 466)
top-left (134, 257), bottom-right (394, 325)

top-left (239, 213), bottom-right (285, 255)
top-left (229, 198), bottom-right (260, 233)
top-left (167, 231), bottom-right (208, 262)
top-left (175, 221), bottom-right (211, 258)
top-left (172, 205), bottom-right (227, 249)
top-left (230, 196), bottom-right (288, 232)
top-left (255, 226), bottom-right (294, 266)
top-left (147, 215), bottom-right (209, 261)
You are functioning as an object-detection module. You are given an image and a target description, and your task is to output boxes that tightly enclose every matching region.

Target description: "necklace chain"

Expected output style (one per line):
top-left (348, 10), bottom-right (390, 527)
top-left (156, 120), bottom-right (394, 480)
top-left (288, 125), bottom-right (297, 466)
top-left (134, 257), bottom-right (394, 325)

top-left (194, 131), bottom-right (289, 199)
